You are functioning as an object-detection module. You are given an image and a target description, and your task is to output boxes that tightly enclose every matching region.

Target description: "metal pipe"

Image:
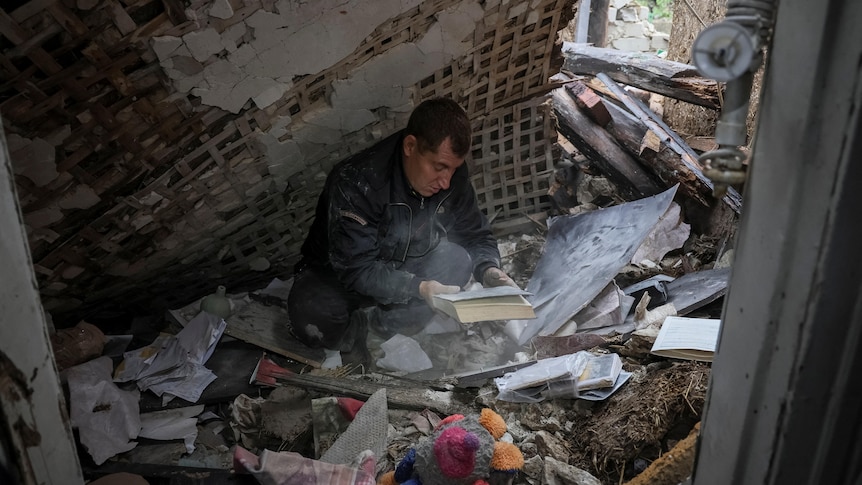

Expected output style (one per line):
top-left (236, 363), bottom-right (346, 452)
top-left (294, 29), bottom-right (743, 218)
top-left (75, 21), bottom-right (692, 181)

top-left (693, 0), bottom-right (777, 197)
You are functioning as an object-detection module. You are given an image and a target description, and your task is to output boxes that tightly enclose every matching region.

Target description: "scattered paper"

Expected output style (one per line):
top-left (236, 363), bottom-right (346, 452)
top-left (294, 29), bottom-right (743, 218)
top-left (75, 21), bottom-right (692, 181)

top-left (258, 277), bottom-right (294, 300)
top-left (506, 185), bottom-right (678, 345)
top-left (322, 349), bottom-right (343, 369)
top-left (139, 405), bottom-right (204, 454)
top-left (496, 353), bottom-right (589, 393)
top-left (375, 334), bottom-right (432, 373)
top-left (114, 312), bottom-right (226, 403)
top-left (496, 351), bottom-right (632, 403)
top-left (631, 202), bottom-right (690, 263)
top-left (65, 357), bottom-right (140, 465)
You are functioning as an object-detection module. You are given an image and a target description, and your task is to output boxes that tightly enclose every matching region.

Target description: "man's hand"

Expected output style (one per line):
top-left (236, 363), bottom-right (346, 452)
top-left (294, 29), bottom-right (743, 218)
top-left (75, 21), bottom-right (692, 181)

top-left (482, 267), bottom-right (519, 289)
top-left (419, 280), bottom-right (461, 309)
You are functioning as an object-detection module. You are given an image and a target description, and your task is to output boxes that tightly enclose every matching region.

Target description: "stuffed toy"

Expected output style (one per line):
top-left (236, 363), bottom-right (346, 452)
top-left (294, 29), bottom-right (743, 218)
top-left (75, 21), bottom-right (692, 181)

top-left (378, 408), bottom-right (524, 485)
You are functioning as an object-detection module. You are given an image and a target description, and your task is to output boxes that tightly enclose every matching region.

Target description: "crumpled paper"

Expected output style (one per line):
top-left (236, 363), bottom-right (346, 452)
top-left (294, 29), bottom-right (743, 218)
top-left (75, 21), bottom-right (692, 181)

top-left (65, 357), bottom-right (140, 465)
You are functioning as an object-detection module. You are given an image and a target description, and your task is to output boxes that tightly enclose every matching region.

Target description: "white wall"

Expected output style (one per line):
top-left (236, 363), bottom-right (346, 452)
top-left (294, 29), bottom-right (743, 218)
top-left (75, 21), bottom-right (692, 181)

top-left (0, 122), bottom-right (82, 484)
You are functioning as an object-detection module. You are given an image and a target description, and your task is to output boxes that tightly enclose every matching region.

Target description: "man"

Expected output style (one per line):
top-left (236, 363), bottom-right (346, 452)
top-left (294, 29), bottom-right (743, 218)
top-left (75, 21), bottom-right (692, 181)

top-left (288, 98), bottom-right (517, 358)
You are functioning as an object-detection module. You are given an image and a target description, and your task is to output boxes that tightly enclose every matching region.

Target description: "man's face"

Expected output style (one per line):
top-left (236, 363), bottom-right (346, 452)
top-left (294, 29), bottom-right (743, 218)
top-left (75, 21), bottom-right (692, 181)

top-left (402, 135), bottom-right (465, 197)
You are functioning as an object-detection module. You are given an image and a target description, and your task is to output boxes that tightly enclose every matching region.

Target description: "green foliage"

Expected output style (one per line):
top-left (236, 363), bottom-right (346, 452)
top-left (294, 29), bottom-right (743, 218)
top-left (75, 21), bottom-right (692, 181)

top-left (653, 0), bottom-right (674, 19)
top-left (635, 0), bottom-right (674, 20)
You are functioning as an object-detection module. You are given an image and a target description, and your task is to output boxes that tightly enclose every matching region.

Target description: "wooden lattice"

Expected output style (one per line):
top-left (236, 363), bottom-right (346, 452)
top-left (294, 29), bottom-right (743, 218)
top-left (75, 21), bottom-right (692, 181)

top-left (0, 0), bottom-right (573, 320)
top-left (470, 98), bottom-right (557, 220)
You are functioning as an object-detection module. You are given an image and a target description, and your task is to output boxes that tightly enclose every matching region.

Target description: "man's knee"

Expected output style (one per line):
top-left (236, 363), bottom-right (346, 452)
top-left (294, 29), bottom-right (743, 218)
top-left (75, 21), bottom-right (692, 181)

top-left (420, 240), bottom-right (473, 286)
top-left (287, 268), bottom-right (354, 349)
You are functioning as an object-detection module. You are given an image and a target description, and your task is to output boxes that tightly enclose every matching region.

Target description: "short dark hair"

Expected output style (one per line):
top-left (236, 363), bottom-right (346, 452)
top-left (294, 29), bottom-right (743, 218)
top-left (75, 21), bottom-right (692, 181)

top-left (404, 98), bottom-right (471, 157)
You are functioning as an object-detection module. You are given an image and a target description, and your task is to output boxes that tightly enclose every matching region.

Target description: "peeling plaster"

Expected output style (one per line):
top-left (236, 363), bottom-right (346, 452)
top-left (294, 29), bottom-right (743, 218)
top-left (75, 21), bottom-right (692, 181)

top-left (330, 1), bottom-right (484, 109)
top-left (151, 36), bottom-right (183, 62)
top-left (24, 207), bottom-right (63, 228)
top-left (183, 28), bottom-right (223, 63)
top-left (155, 0), bottom-right (423, 113)
top-left (208, 0), bottom-right (234, 19)
top-left (256, 130), bottom-right (304, 181)
top-left (8, 134), bottom-right (59, 187)
top-left (58, 185), bottom-right (100, 210)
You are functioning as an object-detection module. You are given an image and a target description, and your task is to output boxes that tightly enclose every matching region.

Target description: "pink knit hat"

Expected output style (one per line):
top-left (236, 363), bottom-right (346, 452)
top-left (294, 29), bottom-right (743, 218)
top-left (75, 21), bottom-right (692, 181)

top-left (433, 426), bottom-right (481, 478)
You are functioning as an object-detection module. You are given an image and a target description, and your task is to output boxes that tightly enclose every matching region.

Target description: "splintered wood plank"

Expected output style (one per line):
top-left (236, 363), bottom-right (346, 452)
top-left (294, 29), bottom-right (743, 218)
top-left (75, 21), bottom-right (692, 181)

top-left (562, 43), bottom-right (721, 109)
top-left (225, 303), bottom-right (325, 368)
top-left (596, 73), bottom-right (742, 213)
top-left (552, 87), bottom-right (662, 199)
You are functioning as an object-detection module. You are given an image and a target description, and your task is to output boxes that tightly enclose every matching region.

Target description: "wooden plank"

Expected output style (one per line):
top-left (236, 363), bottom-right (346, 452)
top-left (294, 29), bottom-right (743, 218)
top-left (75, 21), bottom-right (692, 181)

top-left (167, 302), bottom-right (326, 369)
top-left (169, 302), bottom-right (325, 368)
top-left (596, 73), bottom-right (742, 213)
top-left (551, 87), bottom-right (662, 200)
top-left (160, 0), bottom-right (188, 24)
top-left (255, 360), bottom-right (473, 416)
top-left (601, 99), bottom-right (710, 207)
top-left (562, 43), bottom-right (721, 109)
top-left (83, 463), bottom-right (252, 485)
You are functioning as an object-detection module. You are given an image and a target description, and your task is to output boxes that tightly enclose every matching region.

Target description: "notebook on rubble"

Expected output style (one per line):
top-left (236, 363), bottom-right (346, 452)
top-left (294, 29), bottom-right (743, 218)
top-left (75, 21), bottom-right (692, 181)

top-left (650, 316), bottom-right (721, 362)
top-left (432, 286), bottom-right (536, 323)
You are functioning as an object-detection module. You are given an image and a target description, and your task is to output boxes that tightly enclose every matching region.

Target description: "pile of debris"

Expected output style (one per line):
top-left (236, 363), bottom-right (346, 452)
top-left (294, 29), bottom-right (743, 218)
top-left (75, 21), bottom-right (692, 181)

top-left (60, 42), bottom-right (738, 485)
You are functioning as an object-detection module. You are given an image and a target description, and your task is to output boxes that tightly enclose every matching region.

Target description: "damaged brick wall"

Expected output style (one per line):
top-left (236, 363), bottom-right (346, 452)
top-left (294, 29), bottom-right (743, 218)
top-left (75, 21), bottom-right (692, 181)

top-left (0, 0), bottom-right (571, 323)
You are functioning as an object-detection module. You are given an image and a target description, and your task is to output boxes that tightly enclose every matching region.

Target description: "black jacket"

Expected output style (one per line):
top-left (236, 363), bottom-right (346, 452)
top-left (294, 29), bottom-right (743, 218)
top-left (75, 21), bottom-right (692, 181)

top-left (298, 131), bottom-right (501, 305)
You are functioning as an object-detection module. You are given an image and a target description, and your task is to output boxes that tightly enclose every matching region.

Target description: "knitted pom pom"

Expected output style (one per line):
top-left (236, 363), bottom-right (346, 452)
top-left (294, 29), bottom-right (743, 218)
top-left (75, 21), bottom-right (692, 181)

top-left (434, 427), bottom-right (480, 478)
top-left (436, 414), bottom-right (465, 430)
top-left (394, 448), bottom-right (416, 482)
top-left (377, 471), bottom-right (398, 485)
top-left (471, 481), bottom-right (490, 485)
top-left (490, 441), bottom-right (525, 472)
top-left (477, 408), bottom-right (507, 440)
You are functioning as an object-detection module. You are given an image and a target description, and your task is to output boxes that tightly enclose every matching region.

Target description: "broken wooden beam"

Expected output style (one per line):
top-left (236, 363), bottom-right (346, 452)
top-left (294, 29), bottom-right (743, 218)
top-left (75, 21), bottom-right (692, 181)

top-left (251, 354), bottom-right (472, 416)
top-left (600, 99), bottom-right (712, 208)
top-left (595, 73), bottom-right (742, 213)
top-left (551, 87), bottom-right (663, 200)
top-left (562, 43), bottom-right (721, 109)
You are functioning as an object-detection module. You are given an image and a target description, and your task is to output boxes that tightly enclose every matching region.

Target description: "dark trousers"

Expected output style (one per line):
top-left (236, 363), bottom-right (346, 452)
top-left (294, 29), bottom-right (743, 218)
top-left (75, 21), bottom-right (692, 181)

top-left (287, 241), bottom-right (473, 350)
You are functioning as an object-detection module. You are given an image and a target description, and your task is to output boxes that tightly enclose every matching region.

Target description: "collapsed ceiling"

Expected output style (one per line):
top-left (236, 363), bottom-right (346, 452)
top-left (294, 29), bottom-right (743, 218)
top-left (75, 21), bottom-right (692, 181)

top-left (0, 0), bottom-right (573, 323)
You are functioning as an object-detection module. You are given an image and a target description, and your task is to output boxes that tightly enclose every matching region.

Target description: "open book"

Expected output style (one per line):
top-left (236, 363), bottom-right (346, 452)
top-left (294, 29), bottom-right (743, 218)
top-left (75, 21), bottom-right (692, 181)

top-left (650, 316), bottom-right (721, 362)
top-left (432, 286), bottom-right (536, 323)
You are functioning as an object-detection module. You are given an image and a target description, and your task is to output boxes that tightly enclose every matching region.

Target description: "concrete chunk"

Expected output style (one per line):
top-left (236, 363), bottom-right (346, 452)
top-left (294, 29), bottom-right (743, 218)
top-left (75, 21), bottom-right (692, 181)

top-left (618, 6), bottom-right (639, 22)
top-left (651, 32), bottom-right (670, 50)
top-left (612, 36), bottom-right (651, 52)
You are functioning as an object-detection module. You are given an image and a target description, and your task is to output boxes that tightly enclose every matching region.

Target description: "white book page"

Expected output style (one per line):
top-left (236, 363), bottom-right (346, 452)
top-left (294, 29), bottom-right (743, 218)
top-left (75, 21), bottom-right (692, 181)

top-left (651, 316), bottom-right (721, 352)
top-left (434, 285), bottom-right (531, 302)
